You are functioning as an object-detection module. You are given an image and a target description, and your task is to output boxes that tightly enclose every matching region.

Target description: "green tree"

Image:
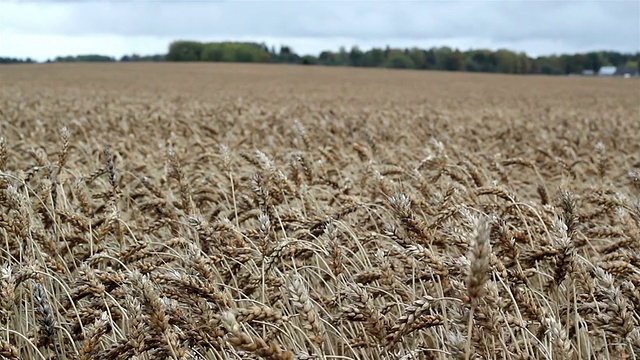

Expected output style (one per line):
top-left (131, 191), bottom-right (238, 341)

top-left (336, 46), bottom-right (349, 66)
top-left (362, 48), bottom-right (385, 67)
top-left (495, 49), bottom-right (517, 73)
top-left (235, 46), bottom-right (255, 62)
top-left (201, 44), bottom-right (225, 62)
top-left (54, 54), bottom-right (115, 62)
top-left (301, 55), bottom-right (317, 65)
top-left (516, 53), bottom-right (531, 74)
top-left (158, 38), bottom-right (638, 77)
top-left (277, 46), bottom-right (300, 63)
top-left (465, 60), bottom-right (481, 72)
top-left (167, 41), bottom-right (204, 61)
top-left (448, 50), bottom-right (464, 71)
top-left (434, 47), bottom-right (453, 70)
top-left (385, 51), bottom-right (415, 69)
top-left (0, 57), bottom-right (35, 64)
top-left (537, 56), bottom-right (563, 75)
top-left (585, 52), bottom-right (603, 72)
top-left (318, 51), bottom-right (336, 65)
top-left (424, 49), bottom-right (437, 70)
top-left (408, 48), bottom-right (428, 69)
top-left (349, 46), bottom-right (364, 66)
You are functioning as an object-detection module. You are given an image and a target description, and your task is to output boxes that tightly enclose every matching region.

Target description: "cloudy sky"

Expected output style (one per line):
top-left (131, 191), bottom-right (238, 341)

top-left (1, 1), bottom-right (639, 61)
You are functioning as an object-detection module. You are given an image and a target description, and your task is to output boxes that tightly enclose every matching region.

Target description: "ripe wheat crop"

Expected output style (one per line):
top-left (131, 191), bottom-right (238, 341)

top-left (0, 63), bottom-right (638, 359)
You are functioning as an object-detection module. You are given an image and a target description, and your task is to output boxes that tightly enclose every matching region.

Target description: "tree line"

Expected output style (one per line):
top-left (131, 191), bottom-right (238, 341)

top-left (3, 40), bottom-right (638, 75)
top-left (0, 57), bottom-right (36, 64)
top-left (165, 41), bottom-right (640, 75)
top-left (1, 54), bottom-right (164, 64)
top-left (54, 54), bottom-right (165, 62)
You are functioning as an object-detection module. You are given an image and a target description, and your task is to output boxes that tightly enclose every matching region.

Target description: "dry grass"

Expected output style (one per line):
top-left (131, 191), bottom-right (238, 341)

top-left (0, 63), bottom-right (639, 359)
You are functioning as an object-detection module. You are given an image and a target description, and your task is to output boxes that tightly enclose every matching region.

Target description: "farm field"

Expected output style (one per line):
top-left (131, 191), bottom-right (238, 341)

top-left (0, 63), bottom-right (639, 359)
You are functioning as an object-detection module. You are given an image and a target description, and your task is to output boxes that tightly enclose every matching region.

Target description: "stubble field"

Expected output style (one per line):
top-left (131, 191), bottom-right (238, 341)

top-left (0, 63), bottom-right (639, 360)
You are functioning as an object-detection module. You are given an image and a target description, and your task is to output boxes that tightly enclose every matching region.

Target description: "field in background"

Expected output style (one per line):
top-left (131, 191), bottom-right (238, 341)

top-left (0, 63), bottom-right (639, 359)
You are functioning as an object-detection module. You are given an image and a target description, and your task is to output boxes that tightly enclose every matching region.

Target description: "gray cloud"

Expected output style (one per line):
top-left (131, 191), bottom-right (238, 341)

top-left (1, 0), bottom-right (638, 60)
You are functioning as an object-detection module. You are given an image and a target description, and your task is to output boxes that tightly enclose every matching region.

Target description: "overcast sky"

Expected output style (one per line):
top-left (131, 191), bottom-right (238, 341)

top-left (1, 1), bottom-right (639, 61)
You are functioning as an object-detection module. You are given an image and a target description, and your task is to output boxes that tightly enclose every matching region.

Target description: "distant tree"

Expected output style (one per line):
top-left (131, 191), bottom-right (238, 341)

top-left (448, 50), bottom-right (465, 71)
top-left (602, 51), bottom-right (624, 66)
top-left (494, 49), bottom-right (517, 73)
top-left (585, 52), bottom-right (603, 72)
top-left (384, 46), bottom-right (391, 59)
top-left (53, 54), bottom-right (115, 62)
top-left (82, 55), bottom-right (115, 62)
top-left (517, 52), bottom-right (531, 74)
top-left (465, 60), bottom-right (481, 72)
top-left (408, 48), bottom-right (428, 69)
top-left (301, 55), bottom-right (317, 65)
top-left (201, 43), bottom-right (225, 62)
top-left (434, 47), bottom-right (453, 70)
top-left (0, 57), bottom-right (34, 64)
top-left (235, 46), bottom-right (255, 62)
top-left (199, 42), bottom-right (270, 63)
top-left (259, 43), bottom-right (270, 55)
top-left (385, 51), bottom-right (415, 69)
top-left (560, 55), bottom-right (575, 74)
top-left (362, 48), bottom-right (385, 67)
top-left (280, 46), bottom-right (292, 55)
top-left (349, 46), bottom-right (364, 67)
top-left (336, 46), bottom-right (349, 66)
top-left (156, 38), bottom-right (637, 76)
top-left (573, 54), bottom-right (586, 73)
top-left (277, 45), bottom-right (300, 63)
top-left (467, 50), bottom-right (494, 72)
top-left (167, 41), bottom-right (204, 61)
top-left (318, 51), bottom-right (336, 65)
top-left (424, 49), bottom-right (437, 69)
top-left (119, 54), bottom-right (165, 62)
top-left (537, 56), bottom-right (563, 75)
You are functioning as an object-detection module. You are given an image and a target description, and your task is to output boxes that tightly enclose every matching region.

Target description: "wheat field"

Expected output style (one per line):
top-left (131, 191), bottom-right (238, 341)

top-left (0, 63), bottom-right (638, 360)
